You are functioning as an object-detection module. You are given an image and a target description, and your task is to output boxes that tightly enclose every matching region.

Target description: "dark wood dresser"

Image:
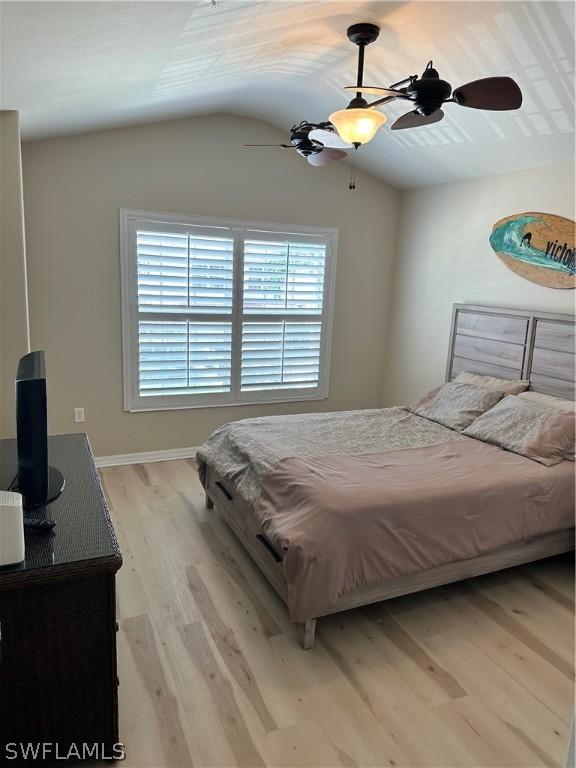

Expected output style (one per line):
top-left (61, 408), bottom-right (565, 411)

top-left (0, 434), bottom-right (122, 765)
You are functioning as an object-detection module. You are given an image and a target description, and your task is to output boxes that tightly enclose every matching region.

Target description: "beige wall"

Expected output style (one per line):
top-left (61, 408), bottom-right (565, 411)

top-left (0, 111), bottom-right (30, 437)
top-left (22, 114), bottom-right (399, 456)
top-left (383, 160), bottom-right (575, 406)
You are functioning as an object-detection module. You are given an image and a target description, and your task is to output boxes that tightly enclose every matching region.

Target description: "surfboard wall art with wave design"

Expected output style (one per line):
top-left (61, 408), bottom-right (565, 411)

top-left (490, 212), bottom-right (575, 289)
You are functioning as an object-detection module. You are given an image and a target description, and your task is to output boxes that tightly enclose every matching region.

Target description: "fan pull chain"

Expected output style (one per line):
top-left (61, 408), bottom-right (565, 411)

top-left (349, 148), bottom-right (357, 190)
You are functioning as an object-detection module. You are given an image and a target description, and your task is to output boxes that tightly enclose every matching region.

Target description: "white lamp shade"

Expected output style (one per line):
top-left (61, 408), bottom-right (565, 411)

top-left (329, 108), bottom-right (387, 145)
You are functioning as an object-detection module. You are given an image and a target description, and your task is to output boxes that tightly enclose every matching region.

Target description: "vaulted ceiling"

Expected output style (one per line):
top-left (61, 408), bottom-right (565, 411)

top-left (1, 0), bottom-right (574, 188)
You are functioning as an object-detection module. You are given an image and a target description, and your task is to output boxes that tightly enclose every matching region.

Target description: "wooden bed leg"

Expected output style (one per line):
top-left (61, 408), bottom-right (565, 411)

top-left (299, 619), bottom-right (317, 650)
top-left (205, 492), bottom-right (214, 510)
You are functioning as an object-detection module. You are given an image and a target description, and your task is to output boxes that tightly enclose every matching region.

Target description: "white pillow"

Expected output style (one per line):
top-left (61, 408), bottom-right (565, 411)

top-left (454, 371), bottom-right (529, 395)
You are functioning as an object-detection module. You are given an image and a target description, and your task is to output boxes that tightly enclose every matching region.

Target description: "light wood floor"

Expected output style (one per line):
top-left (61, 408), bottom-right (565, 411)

top-left (100, 459), bottom-right (575, 768)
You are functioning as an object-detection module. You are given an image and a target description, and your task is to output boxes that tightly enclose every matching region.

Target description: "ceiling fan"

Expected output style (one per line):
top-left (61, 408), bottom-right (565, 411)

top-left (333, 22), bottom-right (522, 138)
top-left (244, 120), bottom-right (352, 166)
top-left (244, 21), bottom-right (523, 188)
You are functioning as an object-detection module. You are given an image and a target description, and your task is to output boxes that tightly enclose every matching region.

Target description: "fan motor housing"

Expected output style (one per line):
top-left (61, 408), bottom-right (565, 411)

top-left (408, 76), bottom-right (452, 116)
top-left (293, 140), bottom-right (318, 157)
top-left (290, 122), bottom-right (325, 156)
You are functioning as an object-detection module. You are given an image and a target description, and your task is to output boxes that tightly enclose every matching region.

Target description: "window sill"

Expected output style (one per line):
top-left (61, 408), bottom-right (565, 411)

top-left (124, 391), bottom-right (329, 413)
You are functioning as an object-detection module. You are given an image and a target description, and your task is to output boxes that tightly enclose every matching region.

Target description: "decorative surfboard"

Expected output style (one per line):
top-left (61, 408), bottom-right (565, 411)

top-left (490, 212), bottom-right (575, 289)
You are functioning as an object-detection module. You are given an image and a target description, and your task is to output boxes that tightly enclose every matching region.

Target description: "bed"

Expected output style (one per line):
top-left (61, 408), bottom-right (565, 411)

top-left (198, 304), bottom-right (575, 648)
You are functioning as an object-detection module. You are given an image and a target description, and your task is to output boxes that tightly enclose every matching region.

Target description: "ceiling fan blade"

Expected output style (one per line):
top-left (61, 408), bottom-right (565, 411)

top-left (243, 143), bottom-right (294, 148)
top-left (452, 77), bottom-right (522, 110)
top-left (391, 109), bottom-right (444, 130)
top-left (308, 128), bottom-right (352, 149)
top-left (344, 85), bottom-right (409, 98)
top-left (307, 149), bottom-right (347, 167)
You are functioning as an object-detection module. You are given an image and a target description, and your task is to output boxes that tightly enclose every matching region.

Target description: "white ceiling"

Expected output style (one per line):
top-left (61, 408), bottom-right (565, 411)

top-left (1, 0), bottom-right (574, 188)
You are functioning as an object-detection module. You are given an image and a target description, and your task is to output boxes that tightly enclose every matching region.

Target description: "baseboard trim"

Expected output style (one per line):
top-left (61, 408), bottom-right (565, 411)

top-left (95, 446), bottom-right (200, 468)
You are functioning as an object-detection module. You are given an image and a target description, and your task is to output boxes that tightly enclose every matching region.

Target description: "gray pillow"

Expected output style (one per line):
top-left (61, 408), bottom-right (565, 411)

top-left (407, 382), bottom-right (505, 432)
top-left (463, 395), bottom-right (575, 466)
top-left (518, 391), bottom-right (574, 413)
top-left (454, 371), bottom-right (530, 395)
top-left (518, 391), bottom-right (575, 460)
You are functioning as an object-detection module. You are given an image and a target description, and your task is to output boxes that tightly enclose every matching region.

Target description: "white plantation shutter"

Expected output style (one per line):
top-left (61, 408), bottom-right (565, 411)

top-left (136, 230), bottom-right (234, 312)
top-left (242, 238), bottom-right (325, 314)
top-left (121, 211), bottom-right (337, 410)
top-left (241, 322), bottom-right (322, 391)
top-left (134, 226), bottom-right (234, 400)
top-left (138, 320), bottom-right (188, 392)
top-left (240, 232), bottom-right (327, 393)
top-left (138, 321), bottom-right (232, 395)
top-left (137, 232), bottom-right (188, 309)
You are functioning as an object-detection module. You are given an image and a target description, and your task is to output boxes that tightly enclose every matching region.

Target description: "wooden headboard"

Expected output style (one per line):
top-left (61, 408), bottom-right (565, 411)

top-left (446, 304), bottom-right (575, 400)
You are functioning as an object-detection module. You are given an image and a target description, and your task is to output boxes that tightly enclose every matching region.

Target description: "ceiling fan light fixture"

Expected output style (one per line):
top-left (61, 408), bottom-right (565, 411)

top-left (329, 107), bottom-right (387, 146)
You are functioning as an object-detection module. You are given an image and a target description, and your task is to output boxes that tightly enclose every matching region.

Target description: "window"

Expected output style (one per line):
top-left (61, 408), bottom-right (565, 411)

top-left (120, 210), bottom-right (338, 411)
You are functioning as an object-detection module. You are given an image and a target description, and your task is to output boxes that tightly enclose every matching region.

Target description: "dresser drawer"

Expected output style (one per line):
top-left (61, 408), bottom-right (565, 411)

top-left (0, 575), bottom-right (119, 758)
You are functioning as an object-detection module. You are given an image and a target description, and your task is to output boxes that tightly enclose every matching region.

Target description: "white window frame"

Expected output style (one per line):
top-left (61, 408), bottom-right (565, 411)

top-left (120, 208), bottom-right (338, 412)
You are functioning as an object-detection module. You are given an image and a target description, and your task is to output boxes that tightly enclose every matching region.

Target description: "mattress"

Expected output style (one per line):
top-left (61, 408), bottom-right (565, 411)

top-left (197, 407), bottom-right (574, 622)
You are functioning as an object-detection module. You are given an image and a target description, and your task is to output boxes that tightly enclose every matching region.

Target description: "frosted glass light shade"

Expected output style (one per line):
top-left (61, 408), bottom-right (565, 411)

top-left (329, 108), bottom-right (387, 145)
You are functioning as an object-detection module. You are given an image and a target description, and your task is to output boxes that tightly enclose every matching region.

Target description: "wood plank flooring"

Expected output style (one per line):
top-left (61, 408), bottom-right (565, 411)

top-left (100, 460), bottom-right (575, 768)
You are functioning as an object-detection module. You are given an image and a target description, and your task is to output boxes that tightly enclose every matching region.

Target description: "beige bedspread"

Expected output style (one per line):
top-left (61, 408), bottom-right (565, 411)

top-left (254, 441), bottom-right (574, 621)
top-left (198, 407), bottom-right (465, 502)
top-left (197, 408), bottom-right (575, 622)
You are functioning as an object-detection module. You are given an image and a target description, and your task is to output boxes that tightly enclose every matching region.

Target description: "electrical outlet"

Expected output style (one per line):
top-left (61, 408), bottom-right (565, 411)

top-left (74, 407), bottom-right (85, 423)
